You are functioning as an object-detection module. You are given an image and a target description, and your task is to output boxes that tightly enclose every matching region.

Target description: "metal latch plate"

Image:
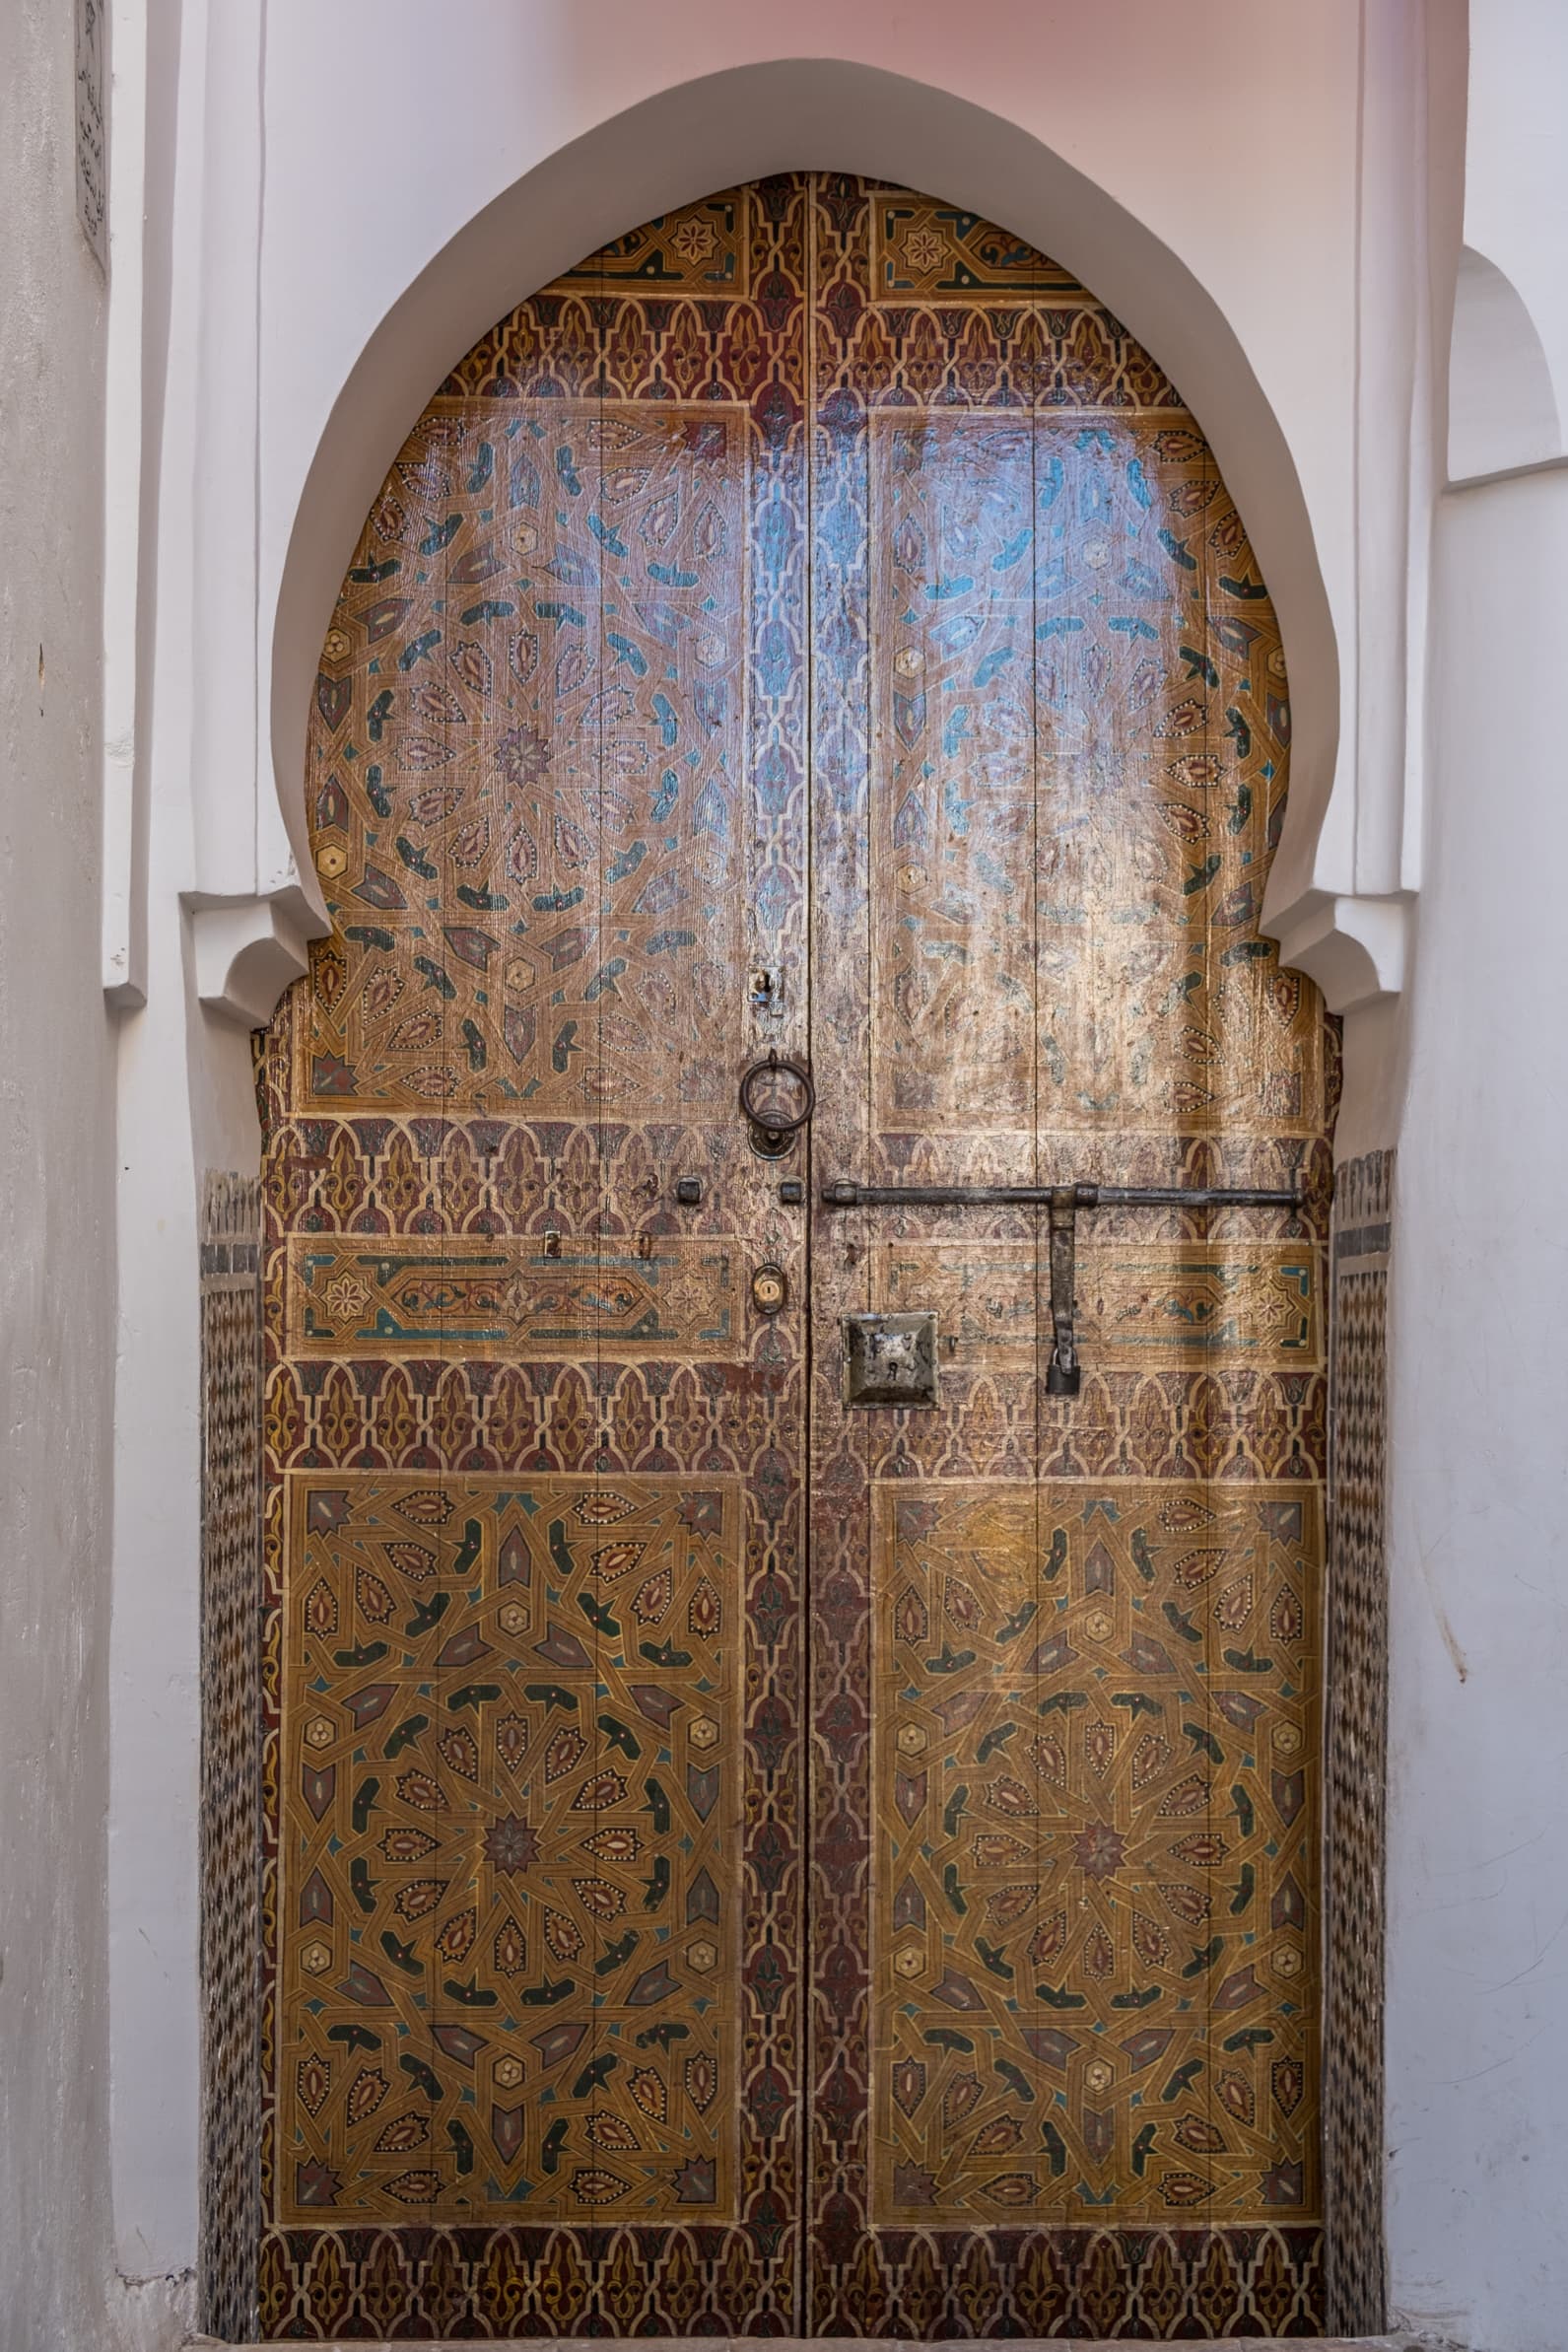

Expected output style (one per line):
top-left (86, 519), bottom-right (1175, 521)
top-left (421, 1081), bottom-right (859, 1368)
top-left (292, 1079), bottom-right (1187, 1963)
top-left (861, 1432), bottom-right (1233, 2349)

top-left (751, 1263), bottom-right (787, 1316)
top-left (842, 1311), bottom-right (938, 1408)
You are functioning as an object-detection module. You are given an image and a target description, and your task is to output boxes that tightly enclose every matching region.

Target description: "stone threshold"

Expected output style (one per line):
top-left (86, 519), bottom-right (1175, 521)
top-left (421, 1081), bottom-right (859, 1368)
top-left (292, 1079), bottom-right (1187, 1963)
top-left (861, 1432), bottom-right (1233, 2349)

top-left (195, 2335), bottom-right (1426, 2351)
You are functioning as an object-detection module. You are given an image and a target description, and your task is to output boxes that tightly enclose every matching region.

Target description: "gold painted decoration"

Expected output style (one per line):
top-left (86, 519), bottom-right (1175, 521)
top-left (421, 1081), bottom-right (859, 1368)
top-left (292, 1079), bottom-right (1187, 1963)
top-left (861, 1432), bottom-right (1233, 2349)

top-left (279, 1473), bottom-right (741, 2223)
top-left (555, 191), bottom-right (752, 294)
top-left (875, 1239), bottom-right (1321, 1373)
top-left (262, 174), bottom-right (811, 2336)
top-left (305, 404), bottom-right (749, 1116)
top-left (286, 1234), bottom-right (741, 1357)
top-left (255, 174), bottom-right (1335, 2340)
top-left (868, 410), bottom-right (1320, 1139)
top-left (803, 173), bottom-right (1332, 2338)
top-left (870, 1483), bottom-right (1320, 2223)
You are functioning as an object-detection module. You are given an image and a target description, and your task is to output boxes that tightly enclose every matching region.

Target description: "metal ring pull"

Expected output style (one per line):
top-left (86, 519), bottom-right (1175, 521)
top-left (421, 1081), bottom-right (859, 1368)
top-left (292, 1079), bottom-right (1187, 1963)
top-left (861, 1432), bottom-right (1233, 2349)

top-left (739, 1048), bottom-right (815, 1152)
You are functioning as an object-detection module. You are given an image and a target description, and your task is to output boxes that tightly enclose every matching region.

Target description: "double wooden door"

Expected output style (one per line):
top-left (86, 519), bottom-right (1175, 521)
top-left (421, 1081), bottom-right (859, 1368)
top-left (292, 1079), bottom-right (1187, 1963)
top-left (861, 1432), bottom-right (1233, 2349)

top-left (258, 175), bottom-right (1333, 2337)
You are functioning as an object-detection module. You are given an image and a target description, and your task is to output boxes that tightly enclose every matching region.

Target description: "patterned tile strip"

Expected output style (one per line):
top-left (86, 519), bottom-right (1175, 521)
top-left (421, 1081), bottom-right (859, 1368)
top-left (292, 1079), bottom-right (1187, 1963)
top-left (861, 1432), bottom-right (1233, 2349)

top-left (1324, 1148), bottom-right (1394, 2332)
top-left (200, 1170), bottom-right (264, 2339)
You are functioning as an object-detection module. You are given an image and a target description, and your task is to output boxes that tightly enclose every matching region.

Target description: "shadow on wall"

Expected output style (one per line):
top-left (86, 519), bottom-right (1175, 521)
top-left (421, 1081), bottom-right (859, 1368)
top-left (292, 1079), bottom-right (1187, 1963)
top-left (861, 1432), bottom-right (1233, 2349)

top-left (1448, 244), bottom-right (1562, 485)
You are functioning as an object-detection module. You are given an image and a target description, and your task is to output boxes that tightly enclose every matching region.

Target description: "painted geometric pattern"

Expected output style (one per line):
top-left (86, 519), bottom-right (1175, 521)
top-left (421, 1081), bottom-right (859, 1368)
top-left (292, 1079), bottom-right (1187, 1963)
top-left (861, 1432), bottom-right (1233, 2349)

top-left (278, 1473), bottom-right (740, 2225)
top-left (869, 190), bottom-right (1096, 302)
top-left (251, 1122), bottom-right (1329, 1494)
top-left (872, 1483), bottom-right (1320, 2224)
top-left (1324, 1150), bottom-right (1393, 2332)
top-left (803, 173), bottom-right (1335, 2338)
top-left (255, 1117), bottom-right (805, 2309)
top-left (554, 189), bottom-right (753, 293)
top-left (876, 1238), bottom-right (1322, 1374)
top-left (301, 401), bottom-right (749, 1117)
top-left (260, 170), bottom-right (812, 2334)
top-left (253, 173), bottom-right (1340, 2337)
top-left (285, 1233), bottom-right (740, 1357)
top-left (199, 1173), bottom-right (263, 2341)
top-left (256, 2217), bottom-right (1325, 2338)
top-left (868, 411), bottom-right (1319, 1139)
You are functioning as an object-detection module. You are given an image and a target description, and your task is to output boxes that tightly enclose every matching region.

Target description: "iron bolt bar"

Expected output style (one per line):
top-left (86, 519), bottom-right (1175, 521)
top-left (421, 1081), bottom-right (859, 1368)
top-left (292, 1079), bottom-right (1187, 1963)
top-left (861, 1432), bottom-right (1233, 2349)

top-left (819, 1177), bottom-right (1305, 1397)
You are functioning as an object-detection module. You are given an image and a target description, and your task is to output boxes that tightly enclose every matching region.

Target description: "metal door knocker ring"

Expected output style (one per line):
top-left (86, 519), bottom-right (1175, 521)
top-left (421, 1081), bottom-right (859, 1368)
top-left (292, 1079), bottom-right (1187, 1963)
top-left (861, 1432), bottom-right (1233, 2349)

top-left (739, 1049), bottom-right (815, 1157)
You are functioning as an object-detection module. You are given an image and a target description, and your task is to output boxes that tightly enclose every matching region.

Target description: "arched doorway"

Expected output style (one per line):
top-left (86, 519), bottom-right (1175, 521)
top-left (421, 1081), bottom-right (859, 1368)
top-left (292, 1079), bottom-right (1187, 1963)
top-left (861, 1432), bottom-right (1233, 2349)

top-left (255, 173), bottom-right (1334, 2336)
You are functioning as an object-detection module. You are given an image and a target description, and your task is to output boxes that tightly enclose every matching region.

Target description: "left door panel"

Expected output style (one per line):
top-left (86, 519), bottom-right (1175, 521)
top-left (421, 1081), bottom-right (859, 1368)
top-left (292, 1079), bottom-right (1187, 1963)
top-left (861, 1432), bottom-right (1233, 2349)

top-left (258, 180), bottom-right (811, 2336)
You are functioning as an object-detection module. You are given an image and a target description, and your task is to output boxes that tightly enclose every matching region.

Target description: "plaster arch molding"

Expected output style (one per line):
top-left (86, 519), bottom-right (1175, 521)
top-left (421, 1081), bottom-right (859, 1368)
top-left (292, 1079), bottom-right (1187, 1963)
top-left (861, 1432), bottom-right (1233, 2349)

top-left (1448, 242), bottom-right (1563, 486)
top-left (196, 59), bottom-right (1394, 1030)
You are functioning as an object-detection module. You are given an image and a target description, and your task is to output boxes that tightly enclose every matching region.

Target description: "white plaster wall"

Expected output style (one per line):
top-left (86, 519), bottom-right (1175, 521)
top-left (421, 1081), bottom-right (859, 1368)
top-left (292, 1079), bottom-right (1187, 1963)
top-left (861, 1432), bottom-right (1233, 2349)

top-left (0, 5), bottom-right (115, 2348)
top-left (104, 7), bottom-right (1568, 2350)
top-left (1384, 465), bottom-right (1568, 2352)
top-left (104, 0), bottom-right (264, 2317)
top-left (111, 0), bottom-right (1398, 2317)
top-left (1375, 13), bottom-right (1568, 2345)
top-left (1463, 0), bottom-right (1568, 433)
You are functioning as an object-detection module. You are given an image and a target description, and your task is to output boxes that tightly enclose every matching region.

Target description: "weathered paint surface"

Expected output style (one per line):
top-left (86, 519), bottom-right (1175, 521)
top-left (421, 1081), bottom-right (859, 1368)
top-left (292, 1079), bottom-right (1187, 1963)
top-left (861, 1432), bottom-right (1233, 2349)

top-left (252, 176), bottom-right (1332, 2338)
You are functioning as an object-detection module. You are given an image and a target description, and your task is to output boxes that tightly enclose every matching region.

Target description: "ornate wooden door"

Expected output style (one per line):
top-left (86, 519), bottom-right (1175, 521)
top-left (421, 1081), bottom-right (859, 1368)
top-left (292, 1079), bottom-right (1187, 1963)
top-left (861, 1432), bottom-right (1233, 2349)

top-left (256, 175), bottom-right (1333, 2338)
top-left (799, 189), bottom-right (1331, 2338)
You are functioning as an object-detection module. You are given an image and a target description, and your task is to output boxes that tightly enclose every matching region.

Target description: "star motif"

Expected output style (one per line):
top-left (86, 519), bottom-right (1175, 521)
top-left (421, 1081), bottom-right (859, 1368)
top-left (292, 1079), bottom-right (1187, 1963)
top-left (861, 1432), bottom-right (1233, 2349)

top-left (902, 228), bottom-right (947, 275)
top-left (1071, 1821), bottom-right (1127, 1881)
top-left (484, 1813), bottom-right (540, 1875)
top-left (496, 723), bottom-right (549, 790)
top-left (669, 217), bottom-right (718, 265)
top-left (322, 1275), bottom-right (369, 1322)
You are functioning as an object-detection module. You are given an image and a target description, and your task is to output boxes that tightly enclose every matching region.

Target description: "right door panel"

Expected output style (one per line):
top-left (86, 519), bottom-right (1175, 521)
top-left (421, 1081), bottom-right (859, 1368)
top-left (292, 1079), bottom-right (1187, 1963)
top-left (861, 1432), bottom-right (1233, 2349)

top-left (804, 176), bottom-right (1332, 2340)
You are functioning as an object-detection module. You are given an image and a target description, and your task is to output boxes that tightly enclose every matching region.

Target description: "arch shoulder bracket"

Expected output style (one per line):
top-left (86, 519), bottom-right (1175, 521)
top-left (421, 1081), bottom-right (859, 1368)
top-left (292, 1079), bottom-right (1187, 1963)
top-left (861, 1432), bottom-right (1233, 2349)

top-left (187, 888), bottom-right (316, 1030)
top-left (1266, 887), bottom-right (1410, 1014)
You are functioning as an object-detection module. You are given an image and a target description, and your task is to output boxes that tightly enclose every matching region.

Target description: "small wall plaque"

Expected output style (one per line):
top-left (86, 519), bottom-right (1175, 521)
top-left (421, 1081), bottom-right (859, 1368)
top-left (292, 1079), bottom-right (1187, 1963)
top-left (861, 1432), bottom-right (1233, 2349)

top-left (842, 1311), bottom-right (938, 1408)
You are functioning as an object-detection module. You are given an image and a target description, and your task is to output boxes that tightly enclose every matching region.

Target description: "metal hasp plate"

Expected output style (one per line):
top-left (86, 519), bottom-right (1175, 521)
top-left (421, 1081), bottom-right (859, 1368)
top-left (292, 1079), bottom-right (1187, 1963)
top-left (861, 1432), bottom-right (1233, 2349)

top-left (823, 1176), bottom-right (1303, 1398)
top-left (842, 1311), bottom-right (939, 1408)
